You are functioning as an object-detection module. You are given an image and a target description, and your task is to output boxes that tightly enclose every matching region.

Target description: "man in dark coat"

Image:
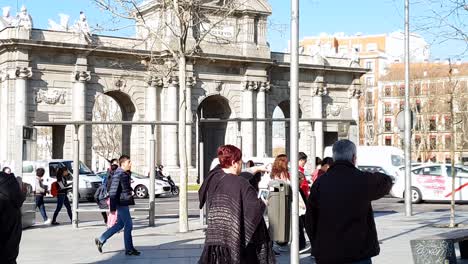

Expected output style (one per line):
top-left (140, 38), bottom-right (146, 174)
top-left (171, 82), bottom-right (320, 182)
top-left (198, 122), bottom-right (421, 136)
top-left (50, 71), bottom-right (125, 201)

top-left (0, 171), bottom-right (25, 264)
top-left (305, 140), bottom-right (393, 264)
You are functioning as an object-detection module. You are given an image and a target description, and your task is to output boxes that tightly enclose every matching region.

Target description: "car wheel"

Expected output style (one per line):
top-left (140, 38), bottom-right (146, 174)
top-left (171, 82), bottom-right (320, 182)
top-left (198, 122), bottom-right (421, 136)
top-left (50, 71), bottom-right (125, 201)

top-left (405, 187), bottom-right (422, 204)
top-left (134, 185), bottom-right (148, 199)
top-left (172, 186), bottom-right (179, 196)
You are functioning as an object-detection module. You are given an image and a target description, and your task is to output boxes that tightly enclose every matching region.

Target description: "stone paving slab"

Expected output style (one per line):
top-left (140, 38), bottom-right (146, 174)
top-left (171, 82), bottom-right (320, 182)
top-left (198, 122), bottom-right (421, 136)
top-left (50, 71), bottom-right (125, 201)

top-left (17, 211), bottom-right (468, 263)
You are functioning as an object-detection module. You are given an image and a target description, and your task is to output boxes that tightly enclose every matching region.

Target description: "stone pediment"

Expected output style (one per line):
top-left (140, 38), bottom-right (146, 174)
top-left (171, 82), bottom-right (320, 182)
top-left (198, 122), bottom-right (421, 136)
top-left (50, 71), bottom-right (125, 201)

top-left (234, 0), bottom-right (272, 15)
top-left (139, 0), bottom-right (272, 15)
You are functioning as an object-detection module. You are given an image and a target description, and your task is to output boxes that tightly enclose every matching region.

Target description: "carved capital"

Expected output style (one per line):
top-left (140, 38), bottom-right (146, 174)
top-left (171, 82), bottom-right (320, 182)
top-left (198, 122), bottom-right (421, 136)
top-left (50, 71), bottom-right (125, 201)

top-left (259, 81), bottom-right (271, 92)
top-left (73, 71), bottom-right (91, 83)
top-left (0, 70), bottom-right (10, 82)
top-left (313, 86), bottom-right (328, 97)
top-left (15, 67), bottom-right (32, 80)
top-left (348, 87), bottom-right (362, 99)
top-left (186, 77), bottom-right (196, 88)
top-left (166, 76), bottom-right (179, 87)
top-left (147, 76), bottom-right (163, 87)
top-left (243, 81), bottom-right (258, 91)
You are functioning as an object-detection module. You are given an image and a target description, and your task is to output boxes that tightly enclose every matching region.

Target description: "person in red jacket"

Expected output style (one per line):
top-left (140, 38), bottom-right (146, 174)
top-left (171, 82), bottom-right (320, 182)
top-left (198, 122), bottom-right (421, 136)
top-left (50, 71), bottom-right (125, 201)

top-left (298, 152), bottom-right (311, 254)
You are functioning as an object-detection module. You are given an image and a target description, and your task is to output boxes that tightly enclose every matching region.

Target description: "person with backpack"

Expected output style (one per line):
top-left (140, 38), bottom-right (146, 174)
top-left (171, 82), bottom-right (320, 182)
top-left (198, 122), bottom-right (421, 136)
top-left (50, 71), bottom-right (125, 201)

top-left (95, 155), bottom-right (140, 256)
top-left (34, 168), bottom-right (51, 225)
top-left (51, 167), bottom-right (72, 225)
top-left (95, 158), bottom-right (119, 225)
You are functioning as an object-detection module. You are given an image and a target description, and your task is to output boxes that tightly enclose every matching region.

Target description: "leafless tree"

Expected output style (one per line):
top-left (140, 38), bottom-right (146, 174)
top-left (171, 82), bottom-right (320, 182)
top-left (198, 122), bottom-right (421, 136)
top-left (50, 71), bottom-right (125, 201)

top-left (92, 94), bottom-right (123, 161)
top-left (413, 0), bottom-right (468, 57)
top-left (91, 0), bottom-right (252, 232)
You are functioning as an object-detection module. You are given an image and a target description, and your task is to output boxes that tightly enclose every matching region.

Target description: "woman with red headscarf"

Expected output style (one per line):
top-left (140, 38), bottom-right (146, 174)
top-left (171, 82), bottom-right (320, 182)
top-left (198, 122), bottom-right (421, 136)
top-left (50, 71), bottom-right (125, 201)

top-left (199, 145), bottom-right (275, 264)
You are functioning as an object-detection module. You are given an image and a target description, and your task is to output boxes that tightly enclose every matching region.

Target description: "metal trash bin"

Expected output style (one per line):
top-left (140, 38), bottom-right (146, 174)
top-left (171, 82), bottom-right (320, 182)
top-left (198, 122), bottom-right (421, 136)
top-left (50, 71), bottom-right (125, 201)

top-left (267, 180), bottom-right (291, 243)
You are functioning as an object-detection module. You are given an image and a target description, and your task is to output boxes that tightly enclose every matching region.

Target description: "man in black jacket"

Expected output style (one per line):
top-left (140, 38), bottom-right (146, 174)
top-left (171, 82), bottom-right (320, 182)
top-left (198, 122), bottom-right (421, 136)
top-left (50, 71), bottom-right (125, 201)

top-left (95, 155), bottom-right (140, 256)
top-left (0, 171), bottom-right (25, 264)
top-left (305, 140), bottom-right (393, 264)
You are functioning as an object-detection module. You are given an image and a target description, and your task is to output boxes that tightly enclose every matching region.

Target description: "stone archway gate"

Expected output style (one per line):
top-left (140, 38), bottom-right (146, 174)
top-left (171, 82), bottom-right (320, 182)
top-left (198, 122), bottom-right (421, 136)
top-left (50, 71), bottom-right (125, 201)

top-left (31, 120), bottom-right (178, 228)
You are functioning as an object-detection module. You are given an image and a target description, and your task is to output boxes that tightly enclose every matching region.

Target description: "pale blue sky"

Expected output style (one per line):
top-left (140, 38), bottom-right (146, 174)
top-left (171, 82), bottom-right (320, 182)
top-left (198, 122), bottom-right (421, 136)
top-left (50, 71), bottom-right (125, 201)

top-left (3, 0), bottom-right (467, 60)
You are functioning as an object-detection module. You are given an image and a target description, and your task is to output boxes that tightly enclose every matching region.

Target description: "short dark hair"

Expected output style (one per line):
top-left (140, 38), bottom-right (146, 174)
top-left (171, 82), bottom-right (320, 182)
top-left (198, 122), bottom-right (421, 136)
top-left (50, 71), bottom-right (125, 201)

top-left (315, 157), bottom-right (322, 166)
top-left (36, 168), bottom-right (45, 177)
top-left (217, 145), bottom-right (242, 169)
top-left (110, 158), bottom-right (118, 164)
top-left (246, 160), bottom-right (255, 168)
top-left (298, 152), bottom-right (307, 161)
top-left (2, 167), bottom-right (11, 172)
top-left (321, 157), bottom-right (334, 166)
top-left (119, 155), bottom-right (131, 166)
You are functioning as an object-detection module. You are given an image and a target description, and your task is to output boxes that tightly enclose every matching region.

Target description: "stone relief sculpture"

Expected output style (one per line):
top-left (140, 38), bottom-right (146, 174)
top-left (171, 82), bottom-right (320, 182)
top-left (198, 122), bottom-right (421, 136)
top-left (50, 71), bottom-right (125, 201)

top-left (48, 14), bottom-right (70, 31)
top-left (16, 5), bottom-right (33, 30)
top-left (35, 88), bottom-right (66, 105)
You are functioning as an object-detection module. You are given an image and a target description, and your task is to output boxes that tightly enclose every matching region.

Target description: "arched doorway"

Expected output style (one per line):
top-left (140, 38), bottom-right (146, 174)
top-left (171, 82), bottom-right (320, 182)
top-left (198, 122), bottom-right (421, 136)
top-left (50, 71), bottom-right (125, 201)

top-left (91, 91), bottom-right (136, 172)
top-left (272, 100), bottom-right (302, 157)
top-left (198, 95), bottom-right (232, 179)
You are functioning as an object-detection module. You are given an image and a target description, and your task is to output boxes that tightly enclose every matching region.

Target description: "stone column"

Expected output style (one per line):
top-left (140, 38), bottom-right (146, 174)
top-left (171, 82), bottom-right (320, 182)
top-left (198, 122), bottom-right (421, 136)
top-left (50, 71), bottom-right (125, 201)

top-left (72, 71), bottom-right (91, 164)
top-left (186, 77), bottom-right (195, 168)
top-left (313, 86), bottom-right (327, 158)
top-left (256, 81), bottom-right (270, 157)
top-left (242, 81), bottom-right (256, 157)
top-left (146, 76), bottom-right (162, 170)
top-left (0, 71), bottom-right (10, 161)
top-left (349, 85), bottom-right (362, 145)
top-left (15, 67), bottom-right (32, 128)
top-left (165, 76), bottom-right (179, 168)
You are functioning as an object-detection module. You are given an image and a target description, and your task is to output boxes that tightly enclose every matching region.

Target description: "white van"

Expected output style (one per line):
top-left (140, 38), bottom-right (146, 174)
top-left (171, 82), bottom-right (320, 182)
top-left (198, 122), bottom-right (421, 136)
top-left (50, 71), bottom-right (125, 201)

top-left (21, 160), bottom-right (102, 202)
top-left (324, 145), bottom-right (404, 179)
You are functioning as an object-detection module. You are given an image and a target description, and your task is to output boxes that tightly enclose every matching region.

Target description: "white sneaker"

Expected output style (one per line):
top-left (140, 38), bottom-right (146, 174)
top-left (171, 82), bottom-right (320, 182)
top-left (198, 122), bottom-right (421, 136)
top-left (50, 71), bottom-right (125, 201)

top-left (44, 219), bottom-right (52, 225)
top-left (299, 244), bottom-right (311, 254)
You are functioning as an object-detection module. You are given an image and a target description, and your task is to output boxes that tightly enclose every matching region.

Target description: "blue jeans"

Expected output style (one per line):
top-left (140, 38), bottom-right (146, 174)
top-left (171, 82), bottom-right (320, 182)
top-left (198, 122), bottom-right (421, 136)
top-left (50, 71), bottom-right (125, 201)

top-left (52, 193), bottom-right (72, 222)
top-left (99, 206), bottom-right (134, 251)
top-left (35, 195), bottom-right (48, 221)
top-left (349, 259), bottom-right (372, 264)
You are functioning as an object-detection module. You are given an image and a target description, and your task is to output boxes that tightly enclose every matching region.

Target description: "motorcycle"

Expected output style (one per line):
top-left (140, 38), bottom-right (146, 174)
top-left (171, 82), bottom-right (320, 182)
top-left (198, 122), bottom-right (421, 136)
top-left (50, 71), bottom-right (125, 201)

top-left (156, 165), bottom-right (179, 196)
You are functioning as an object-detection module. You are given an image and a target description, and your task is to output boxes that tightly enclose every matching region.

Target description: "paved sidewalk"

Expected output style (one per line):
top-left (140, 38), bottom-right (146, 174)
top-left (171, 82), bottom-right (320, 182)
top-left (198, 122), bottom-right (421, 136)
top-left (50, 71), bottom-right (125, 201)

top-left (18, 211), bottom-right (468, 264)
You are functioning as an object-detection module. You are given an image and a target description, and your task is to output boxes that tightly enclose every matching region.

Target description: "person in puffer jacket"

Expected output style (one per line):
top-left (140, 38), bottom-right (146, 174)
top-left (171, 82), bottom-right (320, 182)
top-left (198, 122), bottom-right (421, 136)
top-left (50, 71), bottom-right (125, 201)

top-left (0, 171), bottom-right (25, 264)
top-left (95, 155), bottom-right (140, 256)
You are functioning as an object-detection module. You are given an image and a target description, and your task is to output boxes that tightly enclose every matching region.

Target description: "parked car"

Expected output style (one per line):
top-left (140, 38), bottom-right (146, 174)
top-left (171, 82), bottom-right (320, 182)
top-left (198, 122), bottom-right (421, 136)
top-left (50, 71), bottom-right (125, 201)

top-left (21, 160), bottom-right (102, 202)
top-left (391, 163), bottom-right (468, 203)
top-left (96, 171), bottom-right (172, 199)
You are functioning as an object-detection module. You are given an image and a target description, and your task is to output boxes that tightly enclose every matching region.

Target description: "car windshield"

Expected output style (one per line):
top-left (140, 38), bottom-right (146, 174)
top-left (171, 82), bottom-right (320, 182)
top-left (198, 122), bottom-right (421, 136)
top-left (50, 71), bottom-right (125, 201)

top-left (63, 161), bottom-right (93, 175)
top-left (131, 173), bottom-right (147, 179)
top-left (391, 155), bottom-right (403, 167)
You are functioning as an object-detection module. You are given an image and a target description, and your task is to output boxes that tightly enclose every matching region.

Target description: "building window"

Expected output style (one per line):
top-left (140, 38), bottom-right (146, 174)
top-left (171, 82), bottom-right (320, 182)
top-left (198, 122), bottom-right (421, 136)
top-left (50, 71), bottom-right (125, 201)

top-left (416, 100), bottom-right (421, 113)
top-left (445, 135), bottom-right (452, 150)
top-left (366, 91), bottom-right (373, 105)
top-left (399, 85), bottom-right (405, 96)
top-left (366, 43), bottom-right (377, 52)
top-left (384, 86), bottom-right (392, 97)
top-left (352, 44), bottom-right (362, 52)
top-left (365, 61), bottom-right (374, 72)
top-left (366, 109), bottom-right (373, 121)
top-left (414, 84), bottom-right (421, 96)
top-left (445, 116), bottom-right (451, 131)
top-left (385, 137), bottom-right (392, 146)
top-left (415, 136), bottom-right (421, 148)
top-left (385, 119), bottom-right (392, 132)
top-left (429, 117), bottom-right (437, 131)
top-left (366, 77), bottom-right (374, 86)
top-left (429, 136), bottom-right (437, 150)
top-left (384, 103), bottom-right (392, 114)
